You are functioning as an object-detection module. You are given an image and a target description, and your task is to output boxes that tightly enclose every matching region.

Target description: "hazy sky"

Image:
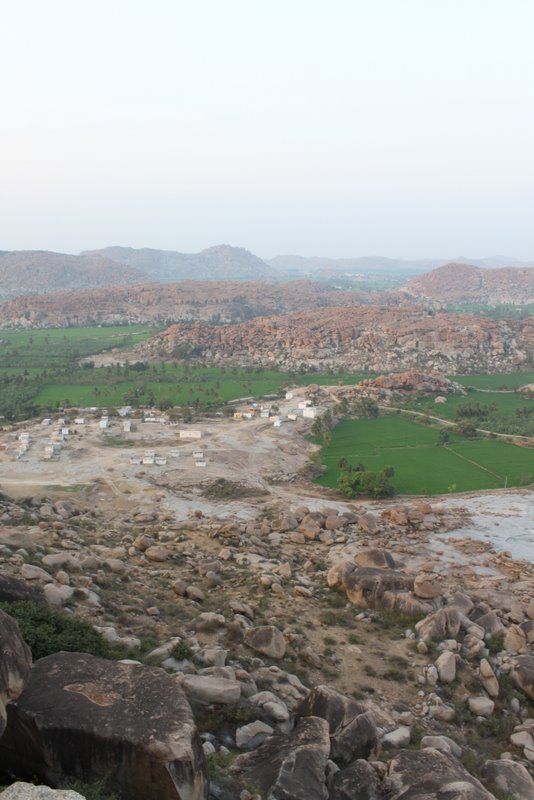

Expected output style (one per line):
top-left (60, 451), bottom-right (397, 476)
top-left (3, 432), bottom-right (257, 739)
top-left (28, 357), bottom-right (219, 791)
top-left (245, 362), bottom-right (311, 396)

top-left (1, 1), bottom-right (533, 259)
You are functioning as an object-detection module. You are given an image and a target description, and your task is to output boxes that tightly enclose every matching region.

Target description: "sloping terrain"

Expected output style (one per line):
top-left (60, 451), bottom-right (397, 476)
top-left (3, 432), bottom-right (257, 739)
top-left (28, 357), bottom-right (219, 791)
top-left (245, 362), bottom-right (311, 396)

top-left (82, 244), bottom-right (276, 281)
top-left (0, 251), bottom-right (146, 298)
top-left (402, 262), bottom-right (534, 306)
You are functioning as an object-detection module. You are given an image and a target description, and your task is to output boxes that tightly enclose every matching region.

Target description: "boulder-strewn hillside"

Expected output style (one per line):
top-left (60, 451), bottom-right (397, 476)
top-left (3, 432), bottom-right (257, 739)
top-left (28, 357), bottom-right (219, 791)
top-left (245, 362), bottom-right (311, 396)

top-left (0, 251), bottom-right (145, 298)
top-left (402, 262), bottom-right (534, 306)
top-left (82, 244), bottom-right (276, 282)
top-left (0, 281), bottom-right (410, 329)
top-left (135, 307), bottom-right (534, 373)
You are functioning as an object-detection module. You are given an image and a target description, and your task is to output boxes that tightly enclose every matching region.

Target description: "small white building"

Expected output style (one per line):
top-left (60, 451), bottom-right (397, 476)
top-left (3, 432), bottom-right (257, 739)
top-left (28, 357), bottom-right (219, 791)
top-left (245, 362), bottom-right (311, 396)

top-left (303, 407), bottom-right (317, 419)
top-left (142, 456), bottom-right (155, 466)
top-left (298, 401), bottom-right (311, 410)
top-left (155, 456), bottom-right (167, 466)
top-left (179, 430), bottom-right (202, 439)
top-left (169, 449), bottom-right (180, 458)
top-left (41, 418), bottom-right (52, 426)
top-left (123, 421), bottom-right (132, 433)
top-left (74, 417), bottom-right (85, 425)
top-left (195, 460), bottom-right (207, 467)
top-left (192, 450), bottom-right (204, 459)
top-left (99, 418), bottom-right (109, 430)
top-left (260, 409), bottom-right (270, 418)
top-left (287, 412), bottom-right (298, 421)
top-left (285, 391), bottom-right (294, 400)
top-left (130, 456), bottom-right (142, 465)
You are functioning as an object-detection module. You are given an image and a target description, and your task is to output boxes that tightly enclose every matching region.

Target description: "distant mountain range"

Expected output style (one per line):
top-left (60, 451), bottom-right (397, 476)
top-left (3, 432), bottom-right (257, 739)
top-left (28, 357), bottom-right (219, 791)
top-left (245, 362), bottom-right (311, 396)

top-left (0, 244), bottom-right (533, 300)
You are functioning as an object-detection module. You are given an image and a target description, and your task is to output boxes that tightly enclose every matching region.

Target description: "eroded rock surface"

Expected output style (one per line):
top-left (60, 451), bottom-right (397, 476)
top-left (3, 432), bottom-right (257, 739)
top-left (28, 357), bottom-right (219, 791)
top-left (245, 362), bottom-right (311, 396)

top-left (0, 652), bottom-right (207, 800)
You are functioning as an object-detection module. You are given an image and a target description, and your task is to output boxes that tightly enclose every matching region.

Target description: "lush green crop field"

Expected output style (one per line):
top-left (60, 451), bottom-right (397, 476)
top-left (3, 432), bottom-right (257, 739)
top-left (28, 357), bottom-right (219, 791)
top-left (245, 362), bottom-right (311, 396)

top-left (0, 326), bottom-right (157, 369)
top-left (316, 416), bottom-right (534, 495)
top-left (33, 367), bottom-right (370, 410)
top-left (451, 372), bottom-right (534, 390)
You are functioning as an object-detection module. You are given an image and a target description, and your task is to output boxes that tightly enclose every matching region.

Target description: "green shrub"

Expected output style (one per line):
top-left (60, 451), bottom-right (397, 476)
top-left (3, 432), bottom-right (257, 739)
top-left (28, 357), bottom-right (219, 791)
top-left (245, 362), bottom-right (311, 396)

top-left (0, 601), bottom-right (110, 661)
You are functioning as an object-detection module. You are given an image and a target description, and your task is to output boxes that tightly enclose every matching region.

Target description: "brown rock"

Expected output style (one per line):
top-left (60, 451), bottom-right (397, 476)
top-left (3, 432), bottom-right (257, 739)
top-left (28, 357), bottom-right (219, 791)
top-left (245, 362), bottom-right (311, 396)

top-left (0, 652), bottom-right (207, 800)
top-left (244, 626), bottom-right (287, 659)
top-left (413, 573), bottom-right (443, 600)
top-left (0, 610), bottom-right (32, 737)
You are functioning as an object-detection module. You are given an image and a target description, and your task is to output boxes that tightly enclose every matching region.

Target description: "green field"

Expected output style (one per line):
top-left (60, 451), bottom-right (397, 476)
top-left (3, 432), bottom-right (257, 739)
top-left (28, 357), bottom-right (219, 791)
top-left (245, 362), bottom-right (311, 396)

top-left (316, 416), bottom-right (534, 495)
top-left (451, 372), bottom-right (534, 390)
top-left (33, 367), bottom-right (370, 410)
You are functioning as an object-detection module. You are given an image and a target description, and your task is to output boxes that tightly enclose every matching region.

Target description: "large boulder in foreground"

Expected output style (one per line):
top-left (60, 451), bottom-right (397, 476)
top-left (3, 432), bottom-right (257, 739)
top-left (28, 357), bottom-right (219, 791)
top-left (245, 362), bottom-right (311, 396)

top-left (0, 609), bottom-right (32, 736)
top-left (231, 716), bottom-right (330, 800)
top-left (481, 759), bottom-right (534, 800)
top-left (0, 652), bottom-right (207, 800)
top-left (297, 685), bottom-right (378, 763)
top-left (385, 748), bottom-right (496, 799)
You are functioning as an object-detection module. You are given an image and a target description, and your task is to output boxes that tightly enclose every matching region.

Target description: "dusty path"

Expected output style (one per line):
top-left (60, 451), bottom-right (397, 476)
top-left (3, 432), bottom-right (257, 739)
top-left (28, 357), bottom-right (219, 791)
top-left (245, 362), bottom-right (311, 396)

top-left (381, 405), bottom-right (534, 443)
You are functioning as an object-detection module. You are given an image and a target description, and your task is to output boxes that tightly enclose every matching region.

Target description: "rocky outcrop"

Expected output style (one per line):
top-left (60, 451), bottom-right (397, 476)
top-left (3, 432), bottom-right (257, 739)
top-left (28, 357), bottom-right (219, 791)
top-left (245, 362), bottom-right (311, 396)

top-left (230, 716), bottom-right (330, 799)
top-left (329, 760), bottom-right (383, 800)
top-left (481, 759), bottom-right (534, 800)
top-left (328, 562), bottom-right (433, 617)
top-left (385, 748), bottom-right (497, 799)
top-left (0, 652), bottom-right (207, 800)
top-left (297, 685), bottom-right (378, 762)
top-left (402, 262), bottom-right (534, 307)
top-left (0, 610), bottom-right (32, 736)
top-left (134, 306), bottom-right (534, 373)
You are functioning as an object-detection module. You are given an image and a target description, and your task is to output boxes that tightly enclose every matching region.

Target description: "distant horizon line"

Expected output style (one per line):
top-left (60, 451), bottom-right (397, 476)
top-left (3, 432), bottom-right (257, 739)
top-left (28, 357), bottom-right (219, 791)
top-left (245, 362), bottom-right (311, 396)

top-left (1, 245), bottom-right (533, 265)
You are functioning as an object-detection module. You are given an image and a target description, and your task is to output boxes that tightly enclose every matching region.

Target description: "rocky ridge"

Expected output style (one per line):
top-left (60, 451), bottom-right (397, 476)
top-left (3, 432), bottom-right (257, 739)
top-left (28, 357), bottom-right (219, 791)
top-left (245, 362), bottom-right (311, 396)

top-left (134, 307), bottom-right (534, 373)
top-left (402, 262), bottom-right (534, 307)
top-left (0, 281), bottom-right (385, 330)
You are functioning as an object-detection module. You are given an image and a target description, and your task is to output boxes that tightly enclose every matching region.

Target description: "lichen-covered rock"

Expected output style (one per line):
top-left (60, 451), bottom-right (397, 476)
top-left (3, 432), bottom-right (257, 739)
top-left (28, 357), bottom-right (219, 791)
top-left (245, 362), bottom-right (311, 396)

top-left (481, 759), bottom-right (534, 800)
top-left (0, 652), bottom-right (207, 800)
top-left (297, 685), bottom-right (378, 762)
top-left (231, 716), bottom-right (330, 800)
top-left (511, 655), bottom-right (534, 700)
top-left (0, 610), bottom-right (32, 737)
top-left (386, 748), bottom-right (496, 799)
top-left (244, 625), bottom-right (286, 659)
top-left (353, 549), bottom-right (396, 570)
top-left (329, 760), bottom-right (383, 800)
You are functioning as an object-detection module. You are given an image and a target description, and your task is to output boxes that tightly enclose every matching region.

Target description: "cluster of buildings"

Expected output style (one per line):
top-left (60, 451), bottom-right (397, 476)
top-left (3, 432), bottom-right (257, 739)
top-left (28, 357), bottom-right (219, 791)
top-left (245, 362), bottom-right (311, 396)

top-left (232, 394), bottom-right (318, 429)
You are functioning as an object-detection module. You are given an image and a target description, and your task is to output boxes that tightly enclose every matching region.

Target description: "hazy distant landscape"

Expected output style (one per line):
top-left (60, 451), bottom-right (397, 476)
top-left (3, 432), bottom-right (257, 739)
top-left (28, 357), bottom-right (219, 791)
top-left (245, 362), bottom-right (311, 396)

top-left (3, 3), bottom-right (534, 799)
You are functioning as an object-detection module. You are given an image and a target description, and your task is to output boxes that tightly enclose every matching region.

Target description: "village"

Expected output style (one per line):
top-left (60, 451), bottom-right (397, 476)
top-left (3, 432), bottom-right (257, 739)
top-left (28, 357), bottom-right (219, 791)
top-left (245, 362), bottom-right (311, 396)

top-left (0, 388), bottom-right (326, 516)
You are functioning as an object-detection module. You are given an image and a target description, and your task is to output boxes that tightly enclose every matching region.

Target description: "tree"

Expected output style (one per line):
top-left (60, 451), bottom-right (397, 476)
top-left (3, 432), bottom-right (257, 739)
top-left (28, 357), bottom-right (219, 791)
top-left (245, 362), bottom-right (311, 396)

top-left (337, 461), bottom-right (395, 499)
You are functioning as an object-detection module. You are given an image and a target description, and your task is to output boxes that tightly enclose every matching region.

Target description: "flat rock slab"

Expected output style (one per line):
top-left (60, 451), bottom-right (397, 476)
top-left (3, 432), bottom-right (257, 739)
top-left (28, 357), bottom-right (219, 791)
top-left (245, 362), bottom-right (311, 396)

top-left (0, 652), bottom-right (207, 800)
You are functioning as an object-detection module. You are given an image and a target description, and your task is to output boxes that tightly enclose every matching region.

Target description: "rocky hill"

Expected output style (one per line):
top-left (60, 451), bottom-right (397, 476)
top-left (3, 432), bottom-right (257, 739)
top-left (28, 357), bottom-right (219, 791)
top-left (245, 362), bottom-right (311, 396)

top-left (82, 244), bottom-right (276, 282)
top-left (135, 307), bottom-right (534, 373)
top-left (0, 251), bottom-right (145, 298)
top-left (401, 262), bottom-right (534, 306)
top-left (0, 281), bottom-right (395, 329)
